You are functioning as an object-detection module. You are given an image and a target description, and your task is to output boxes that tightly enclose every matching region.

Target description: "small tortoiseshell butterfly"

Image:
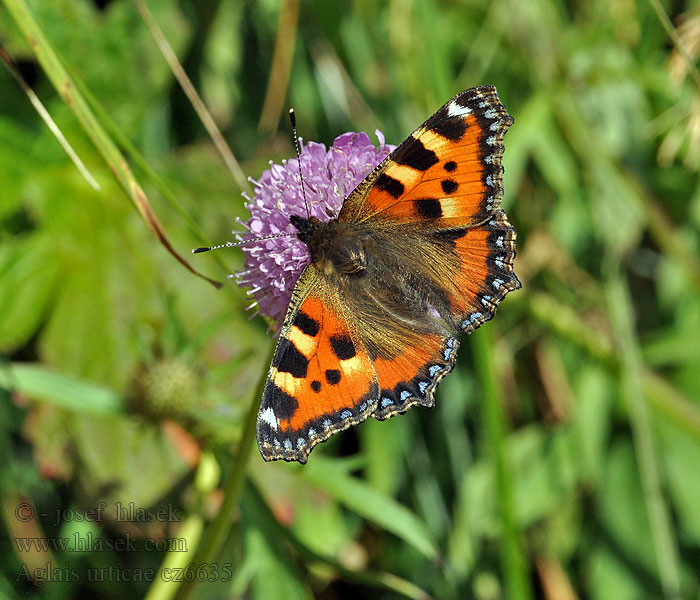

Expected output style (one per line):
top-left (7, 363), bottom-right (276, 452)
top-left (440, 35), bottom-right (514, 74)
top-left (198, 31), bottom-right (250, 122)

top-left (256, 86), bottom-right (520, 463)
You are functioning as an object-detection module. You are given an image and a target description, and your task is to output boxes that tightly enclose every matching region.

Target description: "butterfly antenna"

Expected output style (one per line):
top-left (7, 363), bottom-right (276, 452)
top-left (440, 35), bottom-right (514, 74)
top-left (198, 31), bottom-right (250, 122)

top-left (289, 108), bottom-right (311, 218)
top-left (192, 232), bottom-right (294, 254)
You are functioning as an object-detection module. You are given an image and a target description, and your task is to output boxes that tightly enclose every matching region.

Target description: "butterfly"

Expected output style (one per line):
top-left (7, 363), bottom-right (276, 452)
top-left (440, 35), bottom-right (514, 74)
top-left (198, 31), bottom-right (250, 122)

top-left (256, 86), bottom-right (520, 463)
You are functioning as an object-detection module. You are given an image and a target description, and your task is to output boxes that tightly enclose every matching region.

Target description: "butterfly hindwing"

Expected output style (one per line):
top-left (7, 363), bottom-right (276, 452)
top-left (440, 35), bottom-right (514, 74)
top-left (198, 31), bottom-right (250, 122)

top-left (438, 208), bottom-right (521, 332)
top-left (370, 334), bottom-right (459, 420)
top-left (257, 267), bottom-right (379, 463)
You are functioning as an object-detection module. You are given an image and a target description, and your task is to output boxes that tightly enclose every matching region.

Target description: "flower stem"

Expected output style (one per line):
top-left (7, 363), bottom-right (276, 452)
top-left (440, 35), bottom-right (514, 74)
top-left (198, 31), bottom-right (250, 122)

top-left (603, 256), bottom-right (681, 599)
top-left (472, 327), bottom-right (534, 600)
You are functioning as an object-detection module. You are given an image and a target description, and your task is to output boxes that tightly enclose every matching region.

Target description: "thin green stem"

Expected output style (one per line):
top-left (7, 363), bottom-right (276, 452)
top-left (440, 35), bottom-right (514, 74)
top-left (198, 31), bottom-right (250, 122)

top-left (649, 0), bottom-right (700, 92)
top-left (131, 0), bottom-right (251, 195)
top-left (526, 292), bottom-right (700, 441)
top-left (65, 62), bottom-right (234, 277)
top-left (604, 256), bottom-right (681, 599)
top-left (247, 481), bottom-right (432, 600)
top-left (472, 328), bottom-right (534, 600)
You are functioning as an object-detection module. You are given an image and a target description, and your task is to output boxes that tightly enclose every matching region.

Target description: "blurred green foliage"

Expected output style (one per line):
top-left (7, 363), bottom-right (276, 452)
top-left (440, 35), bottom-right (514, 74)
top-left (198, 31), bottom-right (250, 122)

top-left (1, 0), bottom-right (700, 599)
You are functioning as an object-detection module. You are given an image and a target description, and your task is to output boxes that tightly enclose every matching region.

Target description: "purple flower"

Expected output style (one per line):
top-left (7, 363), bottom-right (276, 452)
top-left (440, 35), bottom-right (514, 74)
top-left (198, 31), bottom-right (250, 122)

top-left (236, 131), bottom-right (395, 328)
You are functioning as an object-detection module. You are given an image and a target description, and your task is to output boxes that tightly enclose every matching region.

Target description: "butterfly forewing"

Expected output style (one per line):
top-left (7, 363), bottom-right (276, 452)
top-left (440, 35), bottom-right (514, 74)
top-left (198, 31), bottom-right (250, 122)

top-left (256, 267), bottom-right (379, 463)
top-left (339, 86), bottom-right (513, 227)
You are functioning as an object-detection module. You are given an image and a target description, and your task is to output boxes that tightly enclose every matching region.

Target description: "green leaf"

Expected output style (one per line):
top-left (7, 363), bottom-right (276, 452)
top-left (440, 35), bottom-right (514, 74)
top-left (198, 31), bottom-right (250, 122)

top-left (658, 417), bottom-right (700, 545)
top-left (0, 362), bottom-right (123, 415)
top-left (300, 455), bottom-right (438, 560)
top-left (0, 236), bottom-right (63, 352)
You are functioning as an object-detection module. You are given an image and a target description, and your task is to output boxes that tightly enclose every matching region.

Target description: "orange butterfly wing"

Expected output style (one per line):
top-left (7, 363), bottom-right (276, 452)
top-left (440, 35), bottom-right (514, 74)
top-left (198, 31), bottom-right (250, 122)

top-left (339, 86), bottom-right (512, 228)
top-left (256, 267), bottom-right (461, 462)
top-left (257, 267), bottom-right (379, 463)
top-left (256, 86), bottom-right (519, 463)
top-left (339, 85), bottom-right (520, 331)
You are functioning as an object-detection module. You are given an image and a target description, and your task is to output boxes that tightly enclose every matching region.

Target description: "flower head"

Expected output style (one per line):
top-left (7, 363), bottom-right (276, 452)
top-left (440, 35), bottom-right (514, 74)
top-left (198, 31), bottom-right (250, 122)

top-left (237, 131), bottom-right (395, 327)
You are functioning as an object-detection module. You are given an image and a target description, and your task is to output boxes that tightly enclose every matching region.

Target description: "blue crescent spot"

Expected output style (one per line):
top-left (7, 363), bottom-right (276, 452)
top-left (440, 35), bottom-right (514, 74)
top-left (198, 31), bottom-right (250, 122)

top-left (297, 438), bottom-right (305, 448)
top-left (283, 439), bottom-right (292, 450)
top-left (418, 381), bottom-right (429, 394)
top-left (381, 397), bottom-right (393, 408)
top-left (340, 410), bottom-right (352, 419)
top-left (359, 402), bottom-right (367, 412)
top-left (400, 390), bottom-right (411, 401)
top-left (429, 365), bottom-right (441, 377)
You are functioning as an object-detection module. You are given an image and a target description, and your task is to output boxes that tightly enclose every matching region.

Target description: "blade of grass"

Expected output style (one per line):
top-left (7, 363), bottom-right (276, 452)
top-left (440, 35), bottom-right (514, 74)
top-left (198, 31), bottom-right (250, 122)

top-left (555, 91), bottom-right (700, 300)
top-left (132, 0), bottom-right (251, 196)
top-left (173, 342), bottom-right (274, 600)
top-left (64, 61), bottom-right (234, 276)
top-left (258, 0), bottom-right (300, 136)
top-left (649, 0), bottom-right (700, 92)
top-left (300, 454), bottom-right (438, 560)
top-left (472, 326), bottom-right (534, 600)
top-left (247, 481), bottom-right (432, 600)
top-left (603, 255), bottom-right (681, 599)
top-left (527, 292), bottom-right (700, 440)
top-left (0, 41), bottom-right (99, 191)
top-left (143, 513), bottom-right (205, 600)
top-left (310, 39), bottom-right (381, 133)
top-left (144, 452), bottom-right (220, 600)
top-left (2, 0), bottom-right (221, 289)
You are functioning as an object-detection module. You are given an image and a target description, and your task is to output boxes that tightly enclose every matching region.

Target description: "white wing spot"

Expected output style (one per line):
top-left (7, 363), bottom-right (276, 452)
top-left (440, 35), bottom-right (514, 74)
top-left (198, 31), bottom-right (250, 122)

top-left (496, 235), bottom-right (504, 248)
top-left (492, 278), bottom-right (504, 290)
top-left (259, 407), bottom-right (279, 430)
top-left (447, 101), bottom-right (472, 118)
top-left (283, 439), bottom-right (292, 450)
top-left (486, 136), bottom-right (496, 146)
top-left (495, 257), bottom-right (505, 270)
top-left (486, 175), bottom-right (493, 187)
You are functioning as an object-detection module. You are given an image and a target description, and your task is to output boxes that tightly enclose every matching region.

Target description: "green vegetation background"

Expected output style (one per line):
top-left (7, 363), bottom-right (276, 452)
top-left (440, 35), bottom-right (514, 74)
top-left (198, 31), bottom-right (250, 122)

top-left (1, 1), bottom-right (700, 599)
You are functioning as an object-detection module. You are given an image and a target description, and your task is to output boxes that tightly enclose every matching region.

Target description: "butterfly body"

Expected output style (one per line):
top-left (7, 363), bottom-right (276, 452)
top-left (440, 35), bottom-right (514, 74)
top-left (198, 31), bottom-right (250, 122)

top-left (290, 215), bottom-right (369, 276)
top-left (256, 86), bottom-right (520, 463)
